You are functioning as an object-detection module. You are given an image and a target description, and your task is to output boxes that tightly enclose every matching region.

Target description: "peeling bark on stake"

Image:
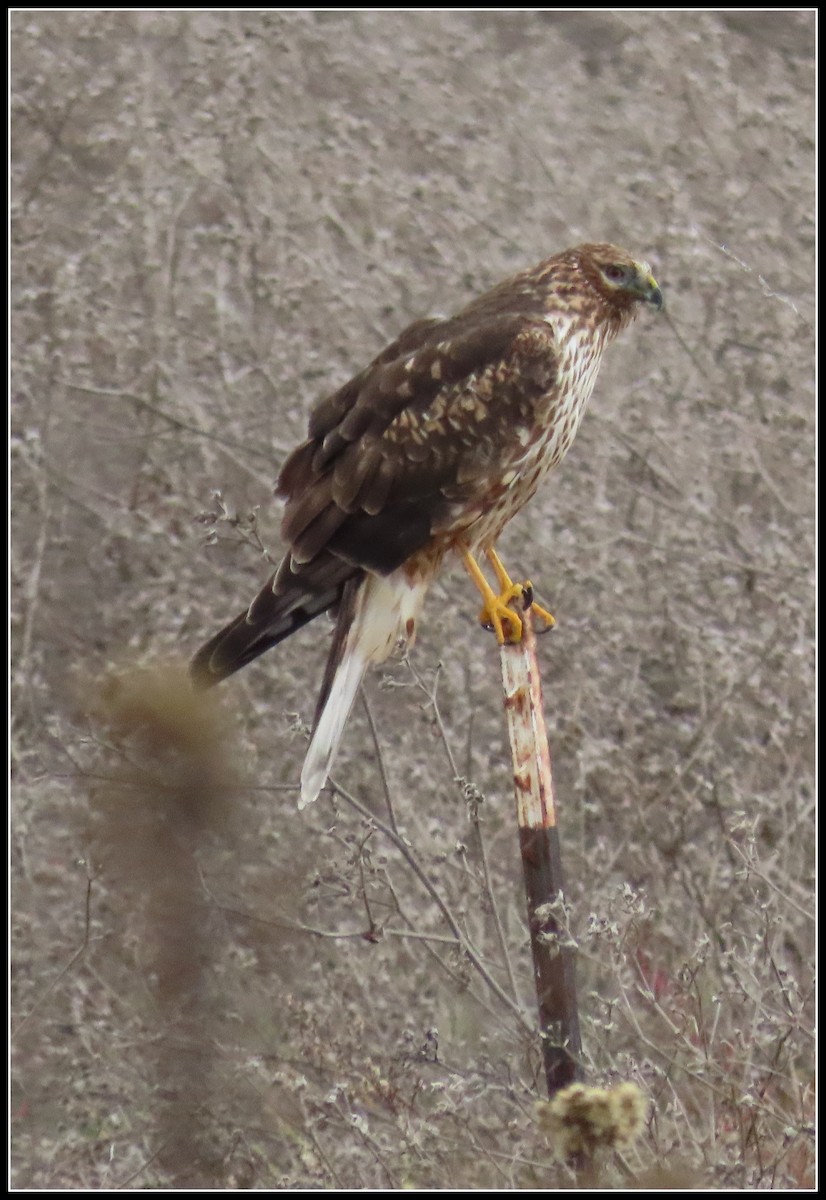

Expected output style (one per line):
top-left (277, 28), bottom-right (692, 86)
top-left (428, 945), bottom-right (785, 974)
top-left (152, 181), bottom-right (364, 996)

top-left (499, 606), bottom-right (583, 1096)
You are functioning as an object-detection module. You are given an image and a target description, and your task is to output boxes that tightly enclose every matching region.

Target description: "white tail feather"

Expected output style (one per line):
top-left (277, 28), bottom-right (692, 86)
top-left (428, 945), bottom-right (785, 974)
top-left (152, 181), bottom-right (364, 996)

top-left (298, 570), bottom-right (428, 808)
top-left (299, 643), bottom-right (367, 808)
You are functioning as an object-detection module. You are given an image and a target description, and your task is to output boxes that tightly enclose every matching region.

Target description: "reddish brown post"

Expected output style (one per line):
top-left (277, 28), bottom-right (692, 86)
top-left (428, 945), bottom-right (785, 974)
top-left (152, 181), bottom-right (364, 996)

top-left (499, 608), bottom-right (582, 1095)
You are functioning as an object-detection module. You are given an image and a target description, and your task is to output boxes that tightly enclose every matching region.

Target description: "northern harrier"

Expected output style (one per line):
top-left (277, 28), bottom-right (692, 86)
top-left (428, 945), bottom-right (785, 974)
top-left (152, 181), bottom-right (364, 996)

top-left (192, 243), bottom-right (663, 805)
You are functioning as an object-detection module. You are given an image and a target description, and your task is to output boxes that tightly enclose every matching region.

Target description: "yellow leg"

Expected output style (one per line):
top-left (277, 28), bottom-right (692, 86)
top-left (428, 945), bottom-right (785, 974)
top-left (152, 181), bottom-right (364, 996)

top-left (486, 549), bottom-right (555, 633)
top-left (462, 549), bottom-right (526, 644)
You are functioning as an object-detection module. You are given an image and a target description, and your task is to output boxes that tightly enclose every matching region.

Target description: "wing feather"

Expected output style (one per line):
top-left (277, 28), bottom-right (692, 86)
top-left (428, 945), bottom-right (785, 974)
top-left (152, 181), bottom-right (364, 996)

top-left (276, 311), bottom-right (559, 579)
top-left (331, 443), bottom-right (382, 511)
top-left (359, 458), bottom-right (396, 517)
top-left (280, 475), bottom-right (335, 545)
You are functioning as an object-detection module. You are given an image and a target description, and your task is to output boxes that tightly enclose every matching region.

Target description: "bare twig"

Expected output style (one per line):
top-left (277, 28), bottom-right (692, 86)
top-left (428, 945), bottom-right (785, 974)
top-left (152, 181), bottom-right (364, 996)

top-left (11, 874), bottom-right (94, 1039)
top-left (465, 781), bottom-right (521, 1005)
top-left (328, 778), bottom-right (535, 1034)
top-left (359, 686), bottom-right (400, 835)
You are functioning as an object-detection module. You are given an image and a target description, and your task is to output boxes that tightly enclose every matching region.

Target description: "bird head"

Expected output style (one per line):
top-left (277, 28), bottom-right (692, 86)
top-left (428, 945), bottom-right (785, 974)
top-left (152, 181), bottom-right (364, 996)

top-left (578, 243), bottom-right (664, 314)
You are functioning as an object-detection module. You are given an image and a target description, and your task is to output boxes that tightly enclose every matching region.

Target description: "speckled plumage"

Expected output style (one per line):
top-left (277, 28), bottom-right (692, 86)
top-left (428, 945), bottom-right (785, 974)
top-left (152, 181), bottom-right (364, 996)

top-left (191, 243), bottom-right (663, 805)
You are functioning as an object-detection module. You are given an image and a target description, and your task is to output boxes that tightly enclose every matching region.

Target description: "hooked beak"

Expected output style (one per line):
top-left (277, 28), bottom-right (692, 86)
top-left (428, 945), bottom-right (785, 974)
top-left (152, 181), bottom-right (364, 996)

top-left (633, 265), bottom-right (664, 311)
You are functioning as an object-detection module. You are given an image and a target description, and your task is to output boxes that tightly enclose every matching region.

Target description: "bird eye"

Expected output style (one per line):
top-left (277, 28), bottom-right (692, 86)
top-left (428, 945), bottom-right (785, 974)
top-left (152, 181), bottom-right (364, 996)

top-left (603, 264), bottom-right (627, 282)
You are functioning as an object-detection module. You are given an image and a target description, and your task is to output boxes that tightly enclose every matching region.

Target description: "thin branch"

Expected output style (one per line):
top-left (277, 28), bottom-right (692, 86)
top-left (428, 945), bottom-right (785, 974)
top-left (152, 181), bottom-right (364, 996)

top-left (465, 783), bottom-right (521, 1005)
top-left (405, 656), bottom-right (520, 1000)
top-left (359, 685), bottom-right (400, 835)
top-left (327, 777), bottom-right (535, 1035)
top-left (12, 875), bottom-right (94, 1039)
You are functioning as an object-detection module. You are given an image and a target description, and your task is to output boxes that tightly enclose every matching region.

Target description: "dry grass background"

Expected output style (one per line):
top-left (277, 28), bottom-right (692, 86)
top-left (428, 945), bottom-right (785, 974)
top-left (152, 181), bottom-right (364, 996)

top-left (11, 10), bottom-right (814, 1189)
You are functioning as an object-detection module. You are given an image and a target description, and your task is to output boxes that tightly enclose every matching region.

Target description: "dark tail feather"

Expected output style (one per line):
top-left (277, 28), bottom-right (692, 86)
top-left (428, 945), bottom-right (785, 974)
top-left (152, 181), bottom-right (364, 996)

top-left (191, 549), bottom-right (367, 688)
top-left (190, 589), bottom-right (338, 688)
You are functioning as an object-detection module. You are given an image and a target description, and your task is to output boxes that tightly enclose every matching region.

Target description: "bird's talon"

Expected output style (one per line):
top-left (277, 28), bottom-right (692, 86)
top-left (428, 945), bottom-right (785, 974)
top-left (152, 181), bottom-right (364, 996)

top-left (477, 587), bottom-right (525, 644)
top-left (530, 601), bottom-right (556, 631)
top-left (521, 582), bottom-right (534, 610)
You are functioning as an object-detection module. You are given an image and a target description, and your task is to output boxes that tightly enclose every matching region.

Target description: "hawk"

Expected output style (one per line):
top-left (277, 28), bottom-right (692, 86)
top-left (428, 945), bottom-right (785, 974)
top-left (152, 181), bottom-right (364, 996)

top-left (192, 243), bottom-right (663, 807)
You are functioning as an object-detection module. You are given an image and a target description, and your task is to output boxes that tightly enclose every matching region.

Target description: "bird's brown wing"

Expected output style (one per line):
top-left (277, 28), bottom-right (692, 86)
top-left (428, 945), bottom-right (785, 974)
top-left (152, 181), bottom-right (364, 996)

top-left (277, 312), bottom-right (560, 579)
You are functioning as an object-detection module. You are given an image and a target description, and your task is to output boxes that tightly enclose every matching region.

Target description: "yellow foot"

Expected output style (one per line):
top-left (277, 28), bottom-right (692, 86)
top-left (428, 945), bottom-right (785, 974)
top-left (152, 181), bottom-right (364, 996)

top-left (477, 582), bottom-right (529, 643)
top-left (461, 548), bottom-right (556, 645)
top-left (485, 549), bottom-right (556, 638)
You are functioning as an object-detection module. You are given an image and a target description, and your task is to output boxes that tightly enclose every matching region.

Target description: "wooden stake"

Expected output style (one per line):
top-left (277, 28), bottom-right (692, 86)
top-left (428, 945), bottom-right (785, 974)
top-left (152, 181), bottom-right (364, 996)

top-left (499, 606), bottom-right (583, 1096)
